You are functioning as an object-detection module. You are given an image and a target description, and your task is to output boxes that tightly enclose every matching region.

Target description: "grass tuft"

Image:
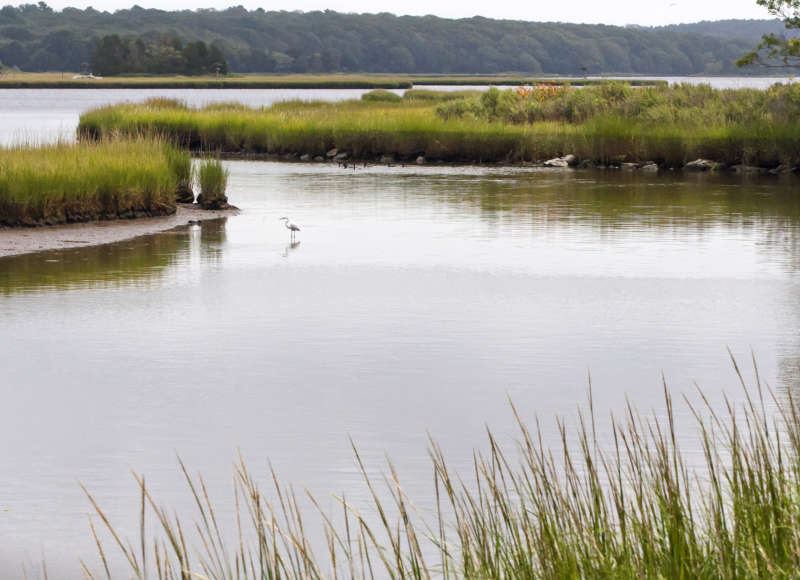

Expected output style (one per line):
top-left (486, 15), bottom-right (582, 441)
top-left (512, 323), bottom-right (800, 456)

top-left (196, 158), bottom-right (229, 210)
top-left (82, 357), bottom-right (800, 578)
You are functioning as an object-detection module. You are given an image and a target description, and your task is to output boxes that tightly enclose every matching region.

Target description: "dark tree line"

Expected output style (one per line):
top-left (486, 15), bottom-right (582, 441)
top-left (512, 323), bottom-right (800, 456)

top-left (91, 35), bottom-right (227, 76)
top-left (662, 18), bottom-right (791, 40)
top-left (0, 3), bottom-right (791, 75)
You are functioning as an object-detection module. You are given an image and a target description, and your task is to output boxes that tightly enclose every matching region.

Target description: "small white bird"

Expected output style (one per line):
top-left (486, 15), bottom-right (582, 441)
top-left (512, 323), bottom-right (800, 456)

top-left (279, 216), bottom-right (301, 240)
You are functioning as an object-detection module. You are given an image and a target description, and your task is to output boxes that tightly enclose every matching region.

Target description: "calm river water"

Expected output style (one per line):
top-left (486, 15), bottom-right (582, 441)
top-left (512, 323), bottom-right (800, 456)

top-left (1, 87), bottom-right (799, 576)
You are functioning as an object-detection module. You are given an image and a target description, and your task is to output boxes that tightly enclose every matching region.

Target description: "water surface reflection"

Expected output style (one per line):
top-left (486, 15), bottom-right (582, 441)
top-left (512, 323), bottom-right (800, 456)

top-left (1, 164), bottom-right (799, 576)
top-left (0, 219), bottom-right (228, 294)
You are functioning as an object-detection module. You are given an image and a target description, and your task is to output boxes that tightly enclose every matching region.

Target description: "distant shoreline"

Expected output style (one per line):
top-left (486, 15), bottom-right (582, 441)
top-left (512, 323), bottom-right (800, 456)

top-left (0, 73), bottom-right (670, 90)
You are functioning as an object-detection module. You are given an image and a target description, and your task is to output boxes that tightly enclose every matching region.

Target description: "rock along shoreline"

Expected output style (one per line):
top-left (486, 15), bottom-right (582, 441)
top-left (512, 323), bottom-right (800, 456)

top-left (220, 151), bottom-right (800, 175)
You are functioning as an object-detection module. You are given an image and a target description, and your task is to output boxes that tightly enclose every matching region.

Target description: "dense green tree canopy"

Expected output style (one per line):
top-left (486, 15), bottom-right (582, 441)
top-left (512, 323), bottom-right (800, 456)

top-left (0, 4), bottom-right (792, 74)
top-left (90, 35), bottom-right (227, 76)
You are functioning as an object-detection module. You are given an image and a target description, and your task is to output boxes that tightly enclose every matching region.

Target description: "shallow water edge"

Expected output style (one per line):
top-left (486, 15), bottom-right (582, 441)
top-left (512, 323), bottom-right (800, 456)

top-left (0, 204), bottom-right (239, 258)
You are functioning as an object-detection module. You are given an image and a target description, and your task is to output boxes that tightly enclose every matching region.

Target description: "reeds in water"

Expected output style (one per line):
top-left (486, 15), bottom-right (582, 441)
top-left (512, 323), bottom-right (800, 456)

top-left (196, 158), bottom-right (229, 210)
top-left (82, 355), bottom-right (800, 578)
top-left (0, 139), bottom-right (190, 226)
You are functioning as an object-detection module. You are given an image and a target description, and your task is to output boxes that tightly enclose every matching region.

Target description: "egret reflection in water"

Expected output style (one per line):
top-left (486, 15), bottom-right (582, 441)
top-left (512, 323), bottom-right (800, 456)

top-left (282, 240), bottom-right (302, 258)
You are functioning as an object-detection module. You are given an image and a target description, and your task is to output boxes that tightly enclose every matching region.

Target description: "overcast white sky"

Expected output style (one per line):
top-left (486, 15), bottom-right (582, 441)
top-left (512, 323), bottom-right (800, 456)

top-left (39, 0), bottom-right (775, 27)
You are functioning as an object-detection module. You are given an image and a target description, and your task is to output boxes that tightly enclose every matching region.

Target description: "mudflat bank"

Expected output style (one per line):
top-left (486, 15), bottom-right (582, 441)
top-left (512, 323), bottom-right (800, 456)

top-left (0, 204), bottom-right (238, 259)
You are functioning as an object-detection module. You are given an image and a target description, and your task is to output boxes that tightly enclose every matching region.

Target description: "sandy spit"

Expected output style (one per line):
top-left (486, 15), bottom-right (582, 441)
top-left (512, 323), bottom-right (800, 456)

top-left (0, 204), bottom-right (240, 259)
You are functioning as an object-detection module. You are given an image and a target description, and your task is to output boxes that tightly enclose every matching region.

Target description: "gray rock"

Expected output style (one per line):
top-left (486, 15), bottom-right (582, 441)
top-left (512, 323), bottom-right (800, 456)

top-left (313, 156), bottom-right (325, 162)
top-left (769, 164), bottom-right (789, 174)
top-left (621, 162), bottom-right (637, 170)
top-left (326, 148), bottom-right (338, 158)
top-left (334, 152), bottom-right (348, 161)
top-left (640, 163), bottom-right (659, 172)
top-left (684, 159), bottom-right (714, 171)
top-left (562, 154), bottom-right (578, 166)
top-left (380, 154), bottom-right (395, 164)
top-left (299, 154), bottom-right (311, 162)
top-left (416, 155), bottom-right (425, 165)
top-left (544, 157), bottom-right (569, 168)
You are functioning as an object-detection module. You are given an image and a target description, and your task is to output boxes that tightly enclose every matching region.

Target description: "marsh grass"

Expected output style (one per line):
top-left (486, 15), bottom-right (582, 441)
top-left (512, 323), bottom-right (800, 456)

top-left (165, 145), bottom-right (194, 203)
top-left (82, 355), bottom-right (800, 579)
top-left (196, 159), bottom-right (229, 209)
top-left (361, 89), bottom-right (403, 102)
top-left (78, 83), bottom-right (800, 167)
top-left (402, 89), bottom-right (484, 102)
top-left (0, 139), bottom-right (189, 226)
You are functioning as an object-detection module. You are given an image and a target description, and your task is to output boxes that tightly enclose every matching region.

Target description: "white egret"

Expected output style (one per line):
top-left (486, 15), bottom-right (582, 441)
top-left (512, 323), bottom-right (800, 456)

top-left (279, 216), bottom-right (301, 240)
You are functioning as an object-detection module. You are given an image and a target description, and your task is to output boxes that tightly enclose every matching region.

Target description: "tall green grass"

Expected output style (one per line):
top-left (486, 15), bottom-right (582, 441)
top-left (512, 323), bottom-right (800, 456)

top-left (196, 159), bottom-right (229, 209)
top-left (437, 83), bottom-right (800, 126)
top-left (0, 139), bottom-right (188, 226)
top-left (78, 84), bottom-right (800, 167)
top-left (83, 356), bottom-right (800, 578)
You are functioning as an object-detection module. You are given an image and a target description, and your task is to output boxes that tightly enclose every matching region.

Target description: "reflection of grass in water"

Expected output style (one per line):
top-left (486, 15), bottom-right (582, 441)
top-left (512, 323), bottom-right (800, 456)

top-left (82, 358), bottom-right (800, 578)
top-left (441, 171), bottom-right (800, 229)
top-left (0, 219), bottom-right (228, 295)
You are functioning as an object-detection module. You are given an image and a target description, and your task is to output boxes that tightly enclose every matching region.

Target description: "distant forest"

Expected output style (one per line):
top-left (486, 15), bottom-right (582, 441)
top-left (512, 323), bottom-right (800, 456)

top-left (91, 35), bottom-right (227, 76)
top-left (0, 3), bottom-right (795, 75)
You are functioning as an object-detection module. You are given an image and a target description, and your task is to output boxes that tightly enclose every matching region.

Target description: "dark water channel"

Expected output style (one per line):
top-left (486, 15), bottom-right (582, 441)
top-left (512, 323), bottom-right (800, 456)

top-left (1, 162), bottom-right (799, 576)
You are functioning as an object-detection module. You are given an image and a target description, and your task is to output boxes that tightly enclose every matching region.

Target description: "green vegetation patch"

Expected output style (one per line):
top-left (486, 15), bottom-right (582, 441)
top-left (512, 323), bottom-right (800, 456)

top-left (361, 89), bottom-right (403, 102)
top-left (196, 158), bottom-right (230, 210)
top-left (0, 139), bottom-right (188, 226)
top-left (78, 83), bottom-right (800, 167)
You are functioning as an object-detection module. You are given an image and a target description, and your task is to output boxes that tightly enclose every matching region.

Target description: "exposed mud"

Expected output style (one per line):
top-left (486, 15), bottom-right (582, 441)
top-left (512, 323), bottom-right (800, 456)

top-left (0, 204), bottom-right (239, 258)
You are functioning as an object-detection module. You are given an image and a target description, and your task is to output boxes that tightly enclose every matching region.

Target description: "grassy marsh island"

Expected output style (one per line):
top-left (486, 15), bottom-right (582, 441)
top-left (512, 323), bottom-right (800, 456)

top-left (78, 82), bottom-right (800, 169)
top-left (85, 368), bottom-right (800, 578)
top-left (0, 139), bottom-right (190, 226)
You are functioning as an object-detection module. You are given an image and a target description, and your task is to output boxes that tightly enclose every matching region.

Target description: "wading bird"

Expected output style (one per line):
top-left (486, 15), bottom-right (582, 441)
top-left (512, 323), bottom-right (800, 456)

top-left (279, 216), bottom-right (301, 240)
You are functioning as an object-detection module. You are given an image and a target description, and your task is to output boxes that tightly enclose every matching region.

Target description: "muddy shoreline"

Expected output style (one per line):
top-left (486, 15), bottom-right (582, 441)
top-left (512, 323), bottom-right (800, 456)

top-left (0, 204), bottom-right (239, 259)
